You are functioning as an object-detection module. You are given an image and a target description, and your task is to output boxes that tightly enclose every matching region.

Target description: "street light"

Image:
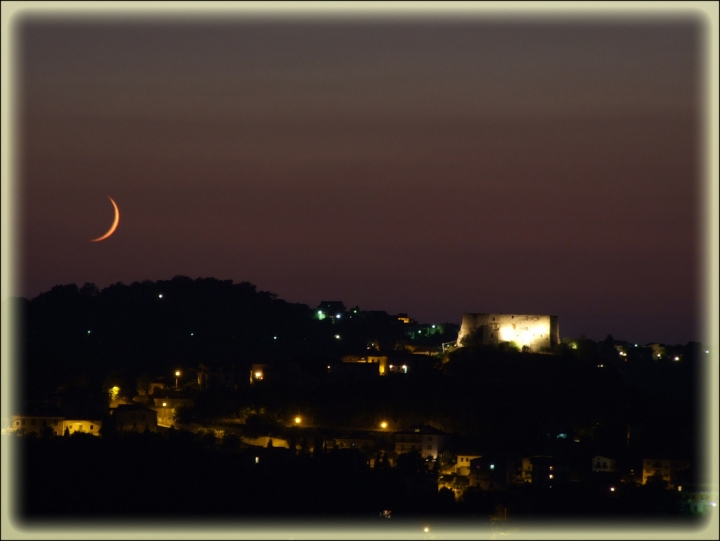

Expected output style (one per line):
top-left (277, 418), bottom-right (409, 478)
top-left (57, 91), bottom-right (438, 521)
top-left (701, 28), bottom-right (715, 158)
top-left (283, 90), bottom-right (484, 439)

top-left (294, 416), bottom-right (301, 425)
top-left (175, 370), bottom-right (181, 389)
top-left (380, 421), bottom-right (388, 430)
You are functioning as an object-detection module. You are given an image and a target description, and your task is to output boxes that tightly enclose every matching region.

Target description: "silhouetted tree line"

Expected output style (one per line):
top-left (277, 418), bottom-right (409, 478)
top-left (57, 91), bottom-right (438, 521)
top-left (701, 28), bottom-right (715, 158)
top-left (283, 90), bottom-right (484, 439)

top-left (15, 276), bottom-right (443, 415)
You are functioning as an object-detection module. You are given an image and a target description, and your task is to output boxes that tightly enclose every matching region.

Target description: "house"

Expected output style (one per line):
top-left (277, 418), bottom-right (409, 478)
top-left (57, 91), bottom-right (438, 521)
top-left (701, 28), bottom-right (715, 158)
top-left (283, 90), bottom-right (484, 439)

top-left (453, 454), bottom-right (482, 476)
top-left (329, 432), bottom-right (376, 452)
top-left (338, 351), bottom-right (430, 377)
top-left (591, 455), bottom-right (617, 473)
top-left (249, 363), bottom-right (269, 384)
top-left (61, 419), bottom-right (103, 436)
top-left (519, 455), bottom-right (569, 486)
top-left (150, 398), bottom-right (194, 428)
top-left (241, 435), bottom-right (290, 449)
top-left (396, 313), bottom-right (414, 324)
top-left (340, 354), bottom-right (388, 376)
top-left (469, 456), bottom-right (515, 491)
top-left (112, 404), bottom-right (158, 432)
top-left (393, 424), bottom-right (448, 459)
top-left (9, 415), bottom-right (103, 436)
top-left (198, 363), bottom-right (242, 390)
top-left (9, 415), bottom-right (64, 435)
top-left (642, 458), bottom-right (691, 488)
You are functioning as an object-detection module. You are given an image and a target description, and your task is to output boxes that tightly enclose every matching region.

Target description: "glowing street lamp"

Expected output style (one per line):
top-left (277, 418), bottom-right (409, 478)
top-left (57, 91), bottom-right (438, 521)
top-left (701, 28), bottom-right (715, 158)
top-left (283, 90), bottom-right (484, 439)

top-left (380, 421), bottom-right (388, 430)
top-left (294, 416), bottom-right (301, 425)
top-left (175, 370), bottom-right (181, 389)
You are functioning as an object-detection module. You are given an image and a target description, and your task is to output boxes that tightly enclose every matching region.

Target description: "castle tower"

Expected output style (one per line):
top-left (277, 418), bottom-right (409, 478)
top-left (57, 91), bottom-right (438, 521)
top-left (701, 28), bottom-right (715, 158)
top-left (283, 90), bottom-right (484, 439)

top-left (456, 313), bottom-right (559, 352)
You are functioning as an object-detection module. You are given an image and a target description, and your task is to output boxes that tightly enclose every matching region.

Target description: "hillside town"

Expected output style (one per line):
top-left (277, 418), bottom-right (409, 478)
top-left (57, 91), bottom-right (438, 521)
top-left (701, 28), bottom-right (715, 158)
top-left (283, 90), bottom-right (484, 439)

top-left (7, 278), bottom-right (715, 520)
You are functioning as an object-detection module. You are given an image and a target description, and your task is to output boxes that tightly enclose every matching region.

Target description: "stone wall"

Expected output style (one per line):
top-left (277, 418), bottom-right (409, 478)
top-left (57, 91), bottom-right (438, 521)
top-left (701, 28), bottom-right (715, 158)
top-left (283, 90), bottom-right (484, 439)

top-left (456, 313), bottom-right (559, 352)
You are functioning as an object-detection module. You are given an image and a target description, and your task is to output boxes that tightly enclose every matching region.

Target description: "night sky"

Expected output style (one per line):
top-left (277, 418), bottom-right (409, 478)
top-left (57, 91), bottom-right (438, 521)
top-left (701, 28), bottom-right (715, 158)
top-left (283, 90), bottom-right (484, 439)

top-left (17, 14), bottom-right (705, 345)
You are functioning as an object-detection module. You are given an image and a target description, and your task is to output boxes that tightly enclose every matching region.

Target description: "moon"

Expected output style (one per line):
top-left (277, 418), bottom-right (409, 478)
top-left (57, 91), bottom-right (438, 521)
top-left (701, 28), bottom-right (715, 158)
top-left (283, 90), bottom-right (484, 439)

top-left (90, 196), bottom-right (120, 242)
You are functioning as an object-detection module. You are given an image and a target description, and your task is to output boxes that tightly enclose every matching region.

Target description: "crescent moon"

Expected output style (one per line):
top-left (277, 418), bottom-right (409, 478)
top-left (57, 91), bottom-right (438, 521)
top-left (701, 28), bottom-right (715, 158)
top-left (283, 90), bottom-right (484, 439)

top-left (90, 196), bottom-right (120, 242)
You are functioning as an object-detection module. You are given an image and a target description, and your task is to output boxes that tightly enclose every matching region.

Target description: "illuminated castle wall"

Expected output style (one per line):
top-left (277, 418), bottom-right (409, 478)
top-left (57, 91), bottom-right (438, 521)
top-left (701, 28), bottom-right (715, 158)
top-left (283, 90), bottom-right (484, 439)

top-left (456, 313), bottom-right (560, 352)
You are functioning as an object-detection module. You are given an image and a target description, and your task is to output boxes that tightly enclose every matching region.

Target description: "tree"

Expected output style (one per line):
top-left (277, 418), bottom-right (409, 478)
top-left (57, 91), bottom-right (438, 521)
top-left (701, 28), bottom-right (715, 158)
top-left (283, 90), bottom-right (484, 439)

top-left (79, 282), bottom-right (99, 297)
top-left (299, 437), bottom-right (309, 455)
top-left (135, 374), bottom-right (153, 399)
top-left (220, 432), bottom-right (242, 453)
top-left (437, 487), bottom-right (457, 513)
top-left (394, 450), bottom-right (426, 475)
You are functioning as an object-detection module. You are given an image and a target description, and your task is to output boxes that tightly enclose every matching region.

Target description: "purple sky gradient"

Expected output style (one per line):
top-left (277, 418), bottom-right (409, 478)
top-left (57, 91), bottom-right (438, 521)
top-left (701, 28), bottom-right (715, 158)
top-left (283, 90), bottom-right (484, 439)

top-left (17, 18), bottom-right (704, 344)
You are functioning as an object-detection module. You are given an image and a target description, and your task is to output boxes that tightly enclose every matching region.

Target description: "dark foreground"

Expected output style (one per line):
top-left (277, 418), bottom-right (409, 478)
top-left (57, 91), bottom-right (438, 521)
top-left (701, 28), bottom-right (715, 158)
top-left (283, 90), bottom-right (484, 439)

top-left (15, 431), bottom-right (704, 524)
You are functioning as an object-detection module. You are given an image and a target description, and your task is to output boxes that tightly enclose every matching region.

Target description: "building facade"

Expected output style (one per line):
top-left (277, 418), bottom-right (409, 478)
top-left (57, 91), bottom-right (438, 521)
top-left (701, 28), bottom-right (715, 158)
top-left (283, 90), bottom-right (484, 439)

top-left (9, 415), bottom-right (102, 436)
top-left (393, 425), bottom-right (447, 459)
top-left (469, 457), bottom-right (515, 491)
top-left (456, 313), bottom-right (560, 352)
top-left (454, 454), bottom-right (482, 476)
top-left (198, 363), bottom-right (242, 390)
top-left (642, 458), bottom-right (691, 488)
top-left (592, 455), bottom-right (617, 473)
top-left (112, 404), bottom-right (158, 432)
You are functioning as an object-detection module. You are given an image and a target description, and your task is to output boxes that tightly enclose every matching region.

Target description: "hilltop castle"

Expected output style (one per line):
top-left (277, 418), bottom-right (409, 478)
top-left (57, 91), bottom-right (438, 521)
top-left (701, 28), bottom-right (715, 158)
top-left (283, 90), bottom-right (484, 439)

top-left (456, 313), bottom-right (560, 352)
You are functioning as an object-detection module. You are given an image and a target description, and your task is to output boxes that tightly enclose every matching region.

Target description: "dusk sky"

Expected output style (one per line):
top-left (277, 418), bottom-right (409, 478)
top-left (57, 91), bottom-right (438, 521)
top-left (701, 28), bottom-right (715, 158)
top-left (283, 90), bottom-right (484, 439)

top-left (16, 12), bottom-right (705, 345)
